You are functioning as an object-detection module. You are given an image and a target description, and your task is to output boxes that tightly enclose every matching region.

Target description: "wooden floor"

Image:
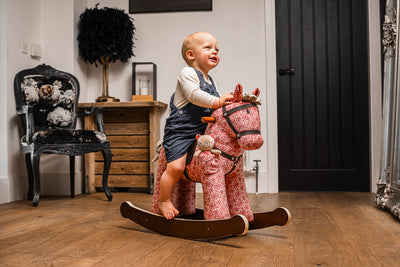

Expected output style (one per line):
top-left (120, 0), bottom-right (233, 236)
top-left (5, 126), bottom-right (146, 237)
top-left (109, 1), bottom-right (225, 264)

top-left (1, 192), bottom-right (400, 266)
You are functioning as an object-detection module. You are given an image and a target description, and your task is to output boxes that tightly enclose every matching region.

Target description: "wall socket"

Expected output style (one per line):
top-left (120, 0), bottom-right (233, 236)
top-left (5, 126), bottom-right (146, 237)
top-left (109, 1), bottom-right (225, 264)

top-left (20, 41), bottom-right (42, 59)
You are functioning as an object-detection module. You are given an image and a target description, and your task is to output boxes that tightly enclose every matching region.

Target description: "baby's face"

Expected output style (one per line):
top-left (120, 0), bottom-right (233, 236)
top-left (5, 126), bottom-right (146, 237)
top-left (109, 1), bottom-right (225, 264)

top-left (191, 33), bottom-right (220, 72)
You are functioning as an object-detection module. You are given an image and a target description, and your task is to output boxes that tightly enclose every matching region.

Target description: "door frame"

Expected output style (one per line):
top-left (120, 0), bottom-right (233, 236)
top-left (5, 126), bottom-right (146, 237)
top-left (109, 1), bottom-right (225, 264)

top-left (263, 0), bottom-right (382, 193)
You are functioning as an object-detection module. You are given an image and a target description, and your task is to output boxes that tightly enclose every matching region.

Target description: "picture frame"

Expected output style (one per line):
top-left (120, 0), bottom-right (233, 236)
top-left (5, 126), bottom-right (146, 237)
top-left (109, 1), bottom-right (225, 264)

top-left (132, 62), bottom-right (157, 101)
top-left (129, 0), bottom-right (212, 14)
top-left (375, 0), bottom-right (400, 220)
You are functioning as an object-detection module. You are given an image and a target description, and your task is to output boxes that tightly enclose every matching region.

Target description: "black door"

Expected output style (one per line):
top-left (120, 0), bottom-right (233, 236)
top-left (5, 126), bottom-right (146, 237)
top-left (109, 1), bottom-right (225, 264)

top-left (276, 0), bottom-right (370, 191)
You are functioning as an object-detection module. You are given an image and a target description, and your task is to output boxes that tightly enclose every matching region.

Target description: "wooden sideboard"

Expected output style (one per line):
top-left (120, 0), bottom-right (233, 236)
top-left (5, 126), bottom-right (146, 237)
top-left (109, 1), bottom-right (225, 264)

top-left (78, 101), bottom-right (167, 193)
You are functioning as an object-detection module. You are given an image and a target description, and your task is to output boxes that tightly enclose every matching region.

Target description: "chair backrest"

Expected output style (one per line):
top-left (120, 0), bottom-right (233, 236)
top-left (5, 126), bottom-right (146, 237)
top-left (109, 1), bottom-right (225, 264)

top-left (14, 64), bottom-right (80, 132)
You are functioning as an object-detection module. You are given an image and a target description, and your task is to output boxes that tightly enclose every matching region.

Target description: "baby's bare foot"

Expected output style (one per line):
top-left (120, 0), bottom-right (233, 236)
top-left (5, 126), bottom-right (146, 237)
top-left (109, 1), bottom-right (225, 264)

top-left (159, 201), bottom-right (179, 220)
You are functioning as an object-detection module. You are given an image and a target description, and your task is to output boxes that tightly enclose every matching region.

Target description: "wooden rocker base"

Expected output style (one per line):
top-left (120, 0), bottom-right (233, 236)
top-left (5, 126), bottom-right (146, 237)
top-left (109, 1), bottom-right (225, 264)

top-left (120, 202), bottom-right (291, 240)
top-left (120, 201), bottom-right (248, 240)
top-left (178, 207), bottom-right (291, 230)
top-left (250, 207), bottom-right (291, 229)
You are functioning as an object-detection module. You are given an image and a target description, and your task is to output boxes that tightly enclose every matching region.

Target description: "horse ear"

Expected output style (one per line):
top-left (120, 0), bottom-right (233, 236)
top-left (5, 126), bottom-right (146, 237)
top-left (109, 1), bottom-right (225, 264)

top-left (252, 88), bottom-right (260, 97)
top-left (234, 83), bottom-right (243, 102)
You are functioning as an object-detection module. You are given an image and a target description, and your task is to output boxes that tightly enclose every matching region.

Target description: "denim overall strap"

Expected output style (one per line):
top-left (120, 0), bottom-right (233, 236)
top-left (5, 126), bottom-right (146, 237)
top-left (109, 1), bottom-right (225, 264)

top-left (163, 69), bottom-right (219, 162)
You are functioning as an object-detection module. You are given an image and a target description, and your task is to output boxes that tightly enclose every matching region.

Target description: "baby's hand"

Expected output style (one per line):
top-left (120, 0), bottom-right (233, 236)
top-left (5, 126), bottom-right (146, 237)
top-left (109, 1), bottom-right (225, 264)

top-left (220, 93), bottom-right (234, 105)
top-left (212, 93), bottom-right (233, 109)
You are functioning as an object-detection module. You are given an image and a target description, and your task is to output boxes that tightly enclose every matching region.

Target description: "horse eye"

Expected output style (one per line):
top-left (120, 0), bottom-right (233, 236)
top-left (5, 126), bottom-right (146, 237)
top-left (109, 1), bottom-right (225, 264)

top-left (246, 109), bottom-right (250, 114)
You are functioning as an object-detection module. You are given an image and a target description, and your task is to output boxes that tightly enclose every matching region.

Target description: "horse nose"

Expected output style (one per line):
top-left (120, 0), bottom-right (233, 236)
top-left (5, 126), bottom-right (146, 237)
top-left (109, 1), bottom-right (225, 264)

top-left (238, 134), bottom-right (264, 150)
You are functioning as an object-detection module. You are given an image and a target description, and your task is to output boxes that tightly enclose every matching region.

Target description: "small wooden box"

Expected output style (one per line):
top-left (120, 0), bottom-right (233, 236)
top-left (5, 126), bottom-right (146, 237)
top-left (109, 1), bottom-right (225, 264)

top-left (132, 95), bottom-right (153, 101)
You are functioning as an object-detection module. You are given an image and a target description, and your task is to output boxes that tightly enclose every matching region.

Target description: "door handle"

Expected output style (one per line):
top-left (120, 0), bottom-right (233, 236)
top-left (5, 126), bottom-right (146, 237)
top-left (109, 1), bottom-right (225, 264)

top-left (279, 68), bottom-right (295, 76)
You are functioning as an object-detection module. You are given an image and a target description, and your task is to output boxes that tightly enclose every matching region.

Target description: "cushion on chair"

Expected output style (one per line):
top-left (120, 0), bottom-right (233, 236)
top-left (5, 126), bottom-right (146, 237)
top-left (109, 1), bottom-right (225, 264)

top-left (20, 76), bottom-right (76, 128)
top-left (32, 129), bottom-right (107, 144)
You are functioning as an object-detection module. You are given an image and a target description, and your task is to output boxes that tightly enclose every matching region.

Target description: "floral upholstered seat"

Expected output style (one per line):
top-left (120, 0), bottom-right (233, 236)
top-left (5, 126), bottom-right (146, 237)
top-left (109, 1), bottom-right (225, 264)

top-left (14, 64), bottom-right (113, 206)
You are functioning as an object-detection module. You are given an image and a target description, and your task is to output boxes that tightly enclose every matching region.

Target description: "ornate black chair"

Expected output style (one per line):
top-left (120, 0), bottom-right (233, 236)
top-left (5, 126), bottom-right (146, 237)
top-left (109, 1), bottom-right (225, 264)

top-left (14, 64), bottom-right (113, 206)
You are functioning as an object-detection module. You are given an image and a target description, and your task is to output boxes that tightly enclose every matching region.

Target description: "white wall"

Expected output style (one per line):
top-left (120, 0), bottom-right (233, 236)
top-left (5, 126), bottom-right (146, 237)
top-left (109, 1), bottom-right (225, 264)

top-left (0, 0), bottom-right (9, 202)
top-left (4, 0), bottom-right (44, 204)
top-left (368, 0), bottom-right (383, 193)
top-left (1, 0), bottom-right (87, 204)
top-left (87, 0), bottom-right (270, 192)
top-left (1, 0), bottom-right (382, 204)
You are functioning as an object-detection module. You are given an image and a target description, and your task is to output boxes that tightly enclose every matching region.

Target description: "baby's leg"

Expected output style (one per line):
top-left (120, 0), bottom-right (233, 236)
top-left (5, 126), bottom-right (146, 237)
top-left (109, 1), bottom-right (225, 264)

top-left (159, 155), bottom-right (186, 219)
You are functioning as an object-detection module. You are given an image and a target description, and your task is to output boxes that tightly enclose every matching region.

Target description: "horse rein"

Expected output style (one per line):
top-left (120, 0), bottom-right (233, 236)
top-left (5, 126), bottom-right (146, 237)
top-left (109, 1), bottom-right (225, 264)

top-left (218, 102), bottom-right (260, 174)
top-left (184, 102), bottom-right (261, 182)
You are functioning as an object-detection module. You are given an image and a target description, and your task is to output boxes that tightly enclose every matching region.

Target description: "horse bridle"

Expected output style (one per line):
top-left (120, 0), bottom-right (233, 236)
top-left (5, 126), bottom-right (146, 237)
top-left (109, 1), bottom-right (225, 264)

top-left (184, 102), bottom-right (262, 181)
top-left (218, 102), bottom-right (261, 175)
top-left (222, 103), bottom-right (261, 139)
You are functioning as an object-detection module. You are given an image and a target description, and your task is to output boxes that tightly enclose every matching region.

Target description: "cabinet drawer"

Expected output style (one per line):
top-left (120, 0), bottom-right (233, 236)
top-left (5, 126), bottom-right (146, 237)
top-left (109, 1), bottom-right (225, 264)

top-left (103, 109), bottom-right (149, 123)
top-left (95, 175), bottom-right (149, 188)
top-left (95, 161), bottom-right (150, 175)
top-left (105, 122), bottom-right (149, 135)
top-left (95, 148), bottom-right (149, 161)
top-left (107, 135), bottom-right (149, 148)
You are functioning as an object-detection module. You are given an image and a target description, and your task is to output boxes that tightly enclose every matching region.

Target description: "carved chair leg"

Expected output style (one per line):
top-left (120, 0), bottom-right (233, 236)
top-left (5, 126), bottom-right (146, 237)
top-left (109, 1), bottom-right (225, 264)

top-left (31, 152), bottom-right (41, 206)
top-left (25, 154), bottom-right (34, 200)
top-left (69, 156), bottom-right (75, 198)
top-left (101, 148), bottom-right (113, 201)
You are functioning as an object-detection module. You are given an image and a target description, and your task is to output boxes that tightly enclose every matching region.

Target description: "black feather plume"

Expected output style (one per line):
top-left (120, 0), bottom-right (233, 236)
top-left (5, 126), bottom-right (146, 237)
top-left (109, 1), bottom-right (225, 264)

top-left (77, 5), bottom-right (135, 65)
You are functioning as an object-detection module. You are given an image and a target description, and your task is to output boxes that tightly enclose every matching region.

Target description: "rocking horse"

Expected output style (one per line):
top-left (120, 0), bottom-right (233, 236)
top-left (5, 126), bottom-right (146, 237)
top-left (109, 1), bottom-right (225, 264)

top-left (121, 84), bottom-right (291, 239)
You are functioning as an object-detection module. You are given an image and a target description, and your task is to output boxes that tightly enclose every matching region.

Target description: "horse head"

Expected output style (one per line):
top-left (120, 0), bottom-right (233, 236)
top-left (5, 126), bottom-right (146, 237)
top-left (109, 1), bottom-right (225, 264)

top-left (204, 84), bottom-right (264, 151)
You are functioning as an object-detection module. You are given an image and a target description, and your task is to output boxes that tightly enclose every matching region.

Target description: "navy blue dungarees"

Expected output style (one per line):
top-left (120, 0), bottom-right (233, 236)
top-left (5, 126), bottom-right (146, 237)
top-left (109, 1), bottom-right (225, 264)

top-left (163, 69), bottom-right (220, 163)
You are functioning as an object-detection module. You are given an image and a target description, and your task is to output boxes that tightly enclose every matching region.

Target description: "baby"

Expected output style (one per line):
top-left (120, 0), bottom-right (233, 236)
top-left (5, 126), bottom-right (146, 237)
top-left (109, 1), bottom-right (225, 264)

top-left (159, 32), bottom-right (233, 219)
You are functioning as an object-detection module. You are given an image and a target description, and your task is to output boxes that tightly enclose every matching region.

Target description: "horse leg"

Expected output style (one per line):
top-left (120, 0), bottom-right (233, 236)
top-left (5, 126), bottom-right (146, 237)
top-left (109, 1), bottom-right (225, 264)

top-left (150, 149), bottom-right (167, 214)
top-left (225, 162), bottom-right (254, 222)
top-left (151, 148), bottom-right (196, 215)
top-left (194, 153), bottom-right (231, 220)
top-left (171, 178), bottom-right (196, 215)
top-left (201, 169), bottom-right (231, 220)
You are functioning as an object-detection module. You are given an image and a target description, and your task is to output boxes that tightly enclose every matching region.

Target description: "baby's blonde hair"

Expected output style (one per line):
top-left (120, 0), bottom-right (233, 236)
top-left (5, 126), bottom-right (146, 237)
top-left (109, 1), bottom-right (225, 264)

top-left (181, 31), bottom-right (213, 65)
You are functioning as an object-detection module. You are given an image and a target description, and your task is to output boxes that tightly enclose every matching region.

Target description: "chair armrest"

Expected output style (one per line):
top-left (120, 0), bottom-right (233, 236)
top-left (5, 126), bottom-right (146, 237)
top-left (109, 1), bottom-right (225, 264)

top-left (16, 105), bottom-right (35, 144)
top-left (78, 107), bottom-right (106, 133)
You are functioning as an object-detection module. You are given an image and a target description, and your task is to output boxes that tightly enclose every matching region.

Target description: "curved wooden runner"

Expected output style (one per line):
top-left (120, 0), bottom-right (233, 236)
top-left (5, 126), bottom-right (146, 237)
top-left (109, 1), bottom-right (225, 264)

top-left (120, 201), bottom-right (249, 240)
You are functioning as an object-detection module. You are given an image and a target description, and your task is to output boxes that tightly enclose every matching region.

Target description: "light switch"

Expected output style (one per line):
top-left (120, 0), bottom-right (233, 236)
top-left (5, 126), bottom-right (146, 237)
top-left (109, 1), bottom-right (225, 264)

top-left (21, 41), bottom-right (29, 54)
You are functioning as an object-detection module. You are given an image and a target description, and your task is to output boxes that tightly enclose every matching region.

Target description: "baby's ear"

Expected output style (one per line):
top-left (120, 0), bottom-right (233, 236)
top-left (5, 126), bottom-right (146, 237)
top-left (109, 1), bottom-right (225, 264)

top-left (196, 134), bottom-right (201, 140)
top-left (186, 50), bottom-right (195, 61)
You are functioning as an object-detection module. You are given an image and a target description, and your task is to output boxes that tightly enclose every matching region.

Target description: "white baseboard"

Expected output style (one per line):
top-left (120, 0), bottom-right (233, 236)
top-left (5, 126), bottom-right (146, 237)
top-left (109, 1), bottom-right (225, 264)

top-left (0, 179), bottom-right (10, 204)
top-left (0, 172), bottom-right (84, 204)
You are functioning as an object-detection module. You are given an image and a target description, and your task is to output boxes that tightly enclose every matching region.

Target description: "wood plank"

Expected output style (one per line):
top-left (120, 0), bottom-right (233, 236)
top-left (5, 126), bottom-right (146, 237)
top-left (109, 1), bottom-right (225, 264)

top-left (84, 116), bottom-right (96, 193)
top-left (95, 161), bottom-right (150, 175)
top-left (95, 148), bottom-right (149, 161)
top-left (103, 109), bottom-right (149, 123)
top-left (105, 122), bottom-right (149, 135)
top-left (290, 192), bottom-right (363, 266)
top-left (149, 108), bottom-right (162, 188)
top-left (318, 192), bottom-right (400, 266)
top-left (30, 226), bottom-right (143, 266)
top-left (95, 175), bottom-right (149, 188)
top-left (2, 192), bottom-right (400, 266)
top-left (107, 135), bottom-right (149, 148)
top-left (78, 101), bottom-right (168, 109)
top-left (232, 192), bottom-right (294, 265)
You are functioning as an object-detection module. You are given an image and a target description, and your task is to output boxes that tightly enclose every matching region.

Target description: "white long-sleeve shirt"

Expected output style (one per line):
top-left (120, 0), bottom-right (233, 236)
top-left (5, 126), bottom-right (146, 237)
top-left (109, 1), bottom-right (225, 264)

top-left (173, 67), bottom-right (220, 109)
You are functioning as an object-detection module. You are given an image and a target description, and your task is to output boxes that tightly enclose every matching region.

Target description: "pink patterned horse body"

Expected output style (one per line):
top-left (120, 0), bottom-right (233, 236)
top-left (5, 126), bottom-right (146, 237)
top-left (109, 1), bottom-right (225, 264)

top-left (151, 84), bottom-right (263, 222)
